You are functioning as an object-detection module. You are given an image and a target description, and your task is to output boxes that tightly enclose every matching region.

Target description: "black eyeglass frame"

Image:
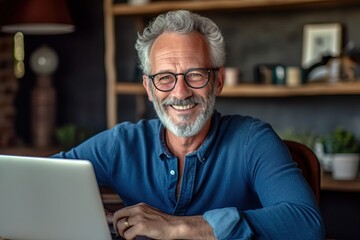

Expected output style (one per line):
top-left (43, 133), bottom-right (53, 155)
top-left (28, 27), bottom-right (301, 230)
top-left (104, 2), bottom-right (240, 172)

top-left (147, 67), bottom-right (220, 92)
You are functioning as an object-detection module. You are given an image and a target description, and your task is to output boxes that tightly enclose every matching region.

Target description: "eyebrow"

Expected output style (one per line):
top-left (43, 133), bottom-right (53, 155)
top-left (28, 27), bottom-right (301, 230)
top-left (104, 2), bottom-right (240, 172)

top-left (153, 67), bottom-right (206, 74)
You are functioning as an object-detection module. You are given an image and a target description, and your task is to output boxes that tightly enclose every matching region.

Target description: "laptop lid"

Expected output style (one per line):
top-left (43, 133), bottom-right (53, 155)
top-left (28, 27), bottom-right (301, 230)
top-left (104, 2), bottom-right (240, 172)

top-left (0, 154), bottom-right (113, 240)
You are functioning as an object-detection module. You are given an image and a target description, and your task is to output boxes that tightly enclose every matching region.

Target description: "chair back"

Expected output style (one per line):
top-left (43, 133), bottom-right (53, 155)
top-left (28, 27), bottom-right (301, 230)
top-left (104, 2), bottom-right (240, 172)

top-left (283, 140), bottom-right (321, 203)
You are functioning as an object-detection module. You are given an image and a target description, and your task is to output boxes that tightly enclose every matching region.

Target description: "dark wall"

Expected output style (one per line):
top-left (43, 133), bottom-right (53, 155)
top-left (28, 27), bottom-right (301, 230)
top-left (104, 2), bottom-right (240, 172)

top-left (1, 0), bottom-right (107, 142)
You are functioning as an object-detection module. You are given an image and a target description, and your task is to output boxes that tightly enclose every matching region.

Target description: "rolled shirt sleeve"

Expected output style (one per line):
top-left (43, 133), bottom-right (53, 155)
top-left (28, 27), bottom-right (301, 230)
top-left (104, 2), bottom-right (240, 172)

top-left (203, 207), bottom-right (253, 240)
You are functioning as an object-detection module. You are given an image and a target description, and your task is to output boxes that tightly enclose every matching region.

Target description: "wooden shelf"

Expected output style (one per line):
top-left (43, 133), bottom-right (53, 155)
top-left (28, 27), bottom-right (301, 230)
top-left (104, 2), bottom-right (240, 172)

top-left (321, 172), bottom-right (360, 192)
top-left (115, 82), bottom-right (146, 95)
top-left (0, 147), bottom-right (61, 157)
top-left (221, 81), bottom-right (360, 97)
top-left (112, 0), bottom-right (360, 16)
top-left (114, 81), bottom-right (360, 97)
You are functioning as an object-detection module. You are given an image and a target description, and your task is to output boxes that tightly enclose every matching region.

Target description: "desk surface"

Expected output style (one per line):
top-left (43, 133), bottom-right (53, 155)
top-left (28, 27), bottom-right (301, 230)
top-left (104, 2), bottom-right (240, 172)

top-left (321, 172), bottom-right (360, 192)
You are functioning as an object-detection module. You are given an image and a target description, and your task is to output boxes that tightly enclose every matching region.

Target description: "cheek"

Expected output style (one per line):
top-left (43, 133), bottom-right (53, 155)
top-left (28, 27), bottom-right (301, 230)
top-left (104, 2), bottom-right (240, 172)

top-left (152, 91), bottom-right (168, 104)
top-left (203, 84), bottom-right (215, 97)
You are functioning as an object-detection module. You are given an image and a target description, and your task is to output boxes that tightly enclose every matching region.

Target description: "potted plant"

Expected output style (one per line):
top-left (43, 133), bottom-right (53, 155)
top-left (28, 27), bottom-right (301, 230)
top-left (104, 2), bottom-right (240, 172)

top-left (55, 124), bottom-right (93, 151)
top-left (321, 127), bottom-right (360, 180)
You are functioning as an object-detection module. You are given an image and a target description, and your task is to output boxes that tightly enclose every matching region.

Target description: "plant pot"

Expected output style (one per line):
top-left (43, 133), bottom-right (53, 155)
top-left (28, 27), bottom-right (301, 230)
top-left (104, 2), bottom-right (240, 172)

top-left (332, 153), bottom-right (360, 180)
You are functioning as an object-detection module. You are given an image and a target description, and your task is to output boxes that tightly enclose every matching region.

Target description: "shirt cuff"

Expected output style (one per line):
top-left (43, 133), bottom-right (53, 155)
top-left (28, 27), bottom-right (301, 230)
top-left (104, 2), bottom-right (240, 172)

top-left (203, 207), bottom-right (240, 239)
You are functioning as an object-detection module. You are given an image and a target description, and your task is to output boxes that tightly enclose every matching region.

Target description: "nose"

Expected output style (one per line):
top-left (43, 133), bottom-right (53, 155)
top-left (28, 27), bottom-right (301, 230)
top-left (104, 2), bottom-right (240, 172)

top-left (171, 74), bottom-right (193, 99)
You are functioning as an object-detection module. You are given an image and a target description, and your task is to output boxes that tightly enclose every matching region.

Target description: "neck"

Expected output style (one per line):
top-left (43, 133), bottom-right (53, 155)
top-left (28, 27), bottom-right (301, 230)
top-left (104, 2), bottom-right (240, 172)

top-left (165, 119), bottom-right (211, 159)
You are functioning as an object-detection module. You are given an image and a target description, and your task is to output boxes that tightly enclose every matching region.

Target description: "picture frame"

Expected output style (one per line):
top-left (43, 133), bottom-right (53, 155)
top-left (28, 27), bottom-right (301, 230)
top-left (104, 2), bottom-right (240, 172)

top-left (302, 23), bottom-right (342, 68)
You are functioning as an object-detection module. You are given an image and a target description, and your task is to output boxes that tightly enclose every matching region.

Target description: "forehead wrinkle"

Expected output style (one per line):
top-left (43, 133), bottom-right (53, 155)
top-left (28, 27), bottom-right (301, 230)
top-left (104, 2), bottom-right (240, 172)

top-left (157, 48), bottom-right (199, 59)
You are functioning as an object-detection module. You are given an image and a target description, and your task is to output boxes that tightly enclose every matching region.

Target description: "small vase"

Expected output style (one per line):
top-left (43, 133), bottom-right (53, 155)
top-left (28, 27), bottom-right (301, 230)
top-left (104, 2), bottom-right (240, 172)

top-left (332, 153), bottom-right (360, 180)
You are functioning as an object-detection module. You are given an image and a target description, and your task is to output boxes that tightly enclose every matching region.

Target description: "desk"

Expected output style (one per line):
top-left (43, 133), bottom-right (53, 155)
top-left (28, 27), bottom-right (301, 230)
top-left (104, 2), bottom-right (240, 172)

top-left (0, 147), bottom-right (60, 157)
top-left (321, 172), bottom-right (360, 192)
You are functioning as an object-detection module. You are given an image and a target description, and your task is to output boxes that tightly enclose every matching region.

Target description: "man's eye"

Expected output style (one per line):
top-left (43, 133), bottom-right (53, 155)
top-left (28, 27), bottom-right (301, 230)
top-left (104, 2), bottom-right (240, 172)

top-left (159, 75), bottom-right (172, 81)
top-left (187, 72), bottom-right (206, 80)
top-left (188, 73), bottom-right (202, 78)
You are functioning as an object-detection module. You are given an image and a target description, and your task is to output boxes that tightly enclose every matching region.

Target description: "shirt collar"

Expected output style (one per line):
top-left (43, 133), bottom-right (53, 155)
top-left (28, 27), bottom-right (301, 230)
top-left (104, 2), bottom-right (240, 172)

top-left (157, 111), bottom-right (221, 163)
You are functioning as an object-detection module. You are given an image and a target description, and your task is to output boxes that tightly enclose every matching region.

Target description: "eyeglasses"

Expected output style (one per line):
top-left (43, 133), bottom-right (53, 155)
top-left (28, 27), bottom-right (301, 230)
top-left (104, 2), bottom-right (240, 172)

top-left (147, 67), bottom-right (219, 92)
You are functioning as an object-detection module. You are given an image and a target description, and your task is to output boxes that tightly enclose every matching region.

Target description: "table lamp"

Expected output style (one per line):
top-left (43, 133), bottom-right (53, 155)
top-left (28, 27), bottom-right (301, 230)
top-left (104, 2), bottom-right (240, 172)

top-left (30, 45), bottom-right (59, 148)
top-left (1, 0), bottom-right (75, 148)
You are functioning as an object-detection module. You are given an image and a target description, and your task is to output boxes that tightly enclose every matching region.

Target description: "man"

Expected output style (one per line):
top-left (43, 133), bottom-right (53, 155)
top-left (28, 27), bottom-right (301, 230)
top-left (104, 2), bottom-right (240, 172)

top-left (54, 10), bottom-right (324, 239)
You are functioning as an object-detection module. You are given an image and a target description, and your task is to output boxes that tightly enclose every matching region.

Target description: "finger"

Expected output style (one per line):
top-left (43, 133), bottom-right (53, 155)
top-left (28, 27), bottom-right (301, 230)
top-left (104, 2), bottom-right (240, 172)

top-left (112, 208), bottom-right (129, 234)
top-left (113, 217), bottom-right (126, 236)
top-left (113, 205), bottom-right (134, 220)
top-left (116, 217), bottom-right (132, 238)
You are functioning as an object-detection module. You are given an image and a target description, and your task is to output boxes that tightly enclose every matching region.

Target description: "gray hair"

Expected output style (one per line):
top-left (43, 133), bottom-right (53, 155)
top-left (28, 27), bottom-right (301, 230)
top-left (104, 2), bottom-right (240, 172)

top-left (135, 10), bottom-right (225, 75)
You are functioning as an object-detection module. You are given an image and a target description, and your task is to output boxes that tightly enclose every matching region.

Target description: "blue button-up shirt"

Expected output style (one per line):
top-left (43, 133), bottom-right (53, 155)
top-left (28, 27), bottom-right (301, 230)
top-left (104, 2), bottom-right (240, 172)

top-left (53, 111), bottom-right (324, 239)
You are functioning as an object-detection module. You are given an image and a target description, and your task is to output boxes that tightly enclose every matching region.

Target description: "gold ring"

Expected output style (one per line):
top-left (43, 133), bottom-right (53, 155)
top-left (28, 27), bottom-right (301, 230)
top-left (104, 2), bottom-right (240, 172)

top-left (124, 218), bottom-right (130, 228)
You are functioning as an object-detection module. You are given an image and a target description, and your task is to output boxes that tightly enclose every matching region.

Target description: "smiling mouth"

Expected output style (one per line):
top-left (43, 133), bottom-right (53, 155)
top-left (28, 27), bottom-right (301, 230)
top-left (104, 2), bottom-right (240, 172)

top-left (171, 103), bottom-right (197, 110)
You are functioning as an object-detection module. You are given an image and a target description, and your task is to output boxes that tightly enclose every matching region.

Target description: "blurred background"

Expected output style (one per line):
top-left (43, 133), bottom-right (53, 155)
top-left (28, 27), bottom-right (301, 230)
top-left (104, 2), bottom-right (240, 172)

top-left (1, 0), bottom-right (360, 238)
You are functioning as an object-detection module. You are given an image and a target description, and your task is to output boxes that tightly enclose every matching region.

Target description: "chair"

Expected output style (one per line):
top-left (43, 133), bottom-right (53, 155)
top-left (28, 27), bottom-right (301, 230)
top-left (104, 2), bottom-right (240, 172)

top-left (283, 140), bottom-right (321, 203)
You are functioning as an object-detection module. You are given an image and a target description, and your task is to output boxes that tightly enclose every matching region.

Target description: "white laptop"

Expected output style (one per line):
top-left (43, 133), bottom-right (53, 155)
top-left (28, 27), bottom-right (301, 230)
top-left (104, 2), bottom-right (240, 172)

top-left (0, 154), bottom-right (120, 240)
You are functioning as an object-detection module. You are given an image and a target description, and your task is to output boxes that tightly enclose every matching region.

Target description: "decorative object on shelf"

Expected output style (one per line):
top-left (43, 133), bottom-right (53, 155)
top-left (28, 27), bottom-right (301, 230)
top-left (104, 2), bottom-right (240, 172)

top-left (1, 0), bottom-right (75, 148)
top-left (302, 39), bottom-right (360, 83)
top-left (272, 65), bottom-right (286, 85)
top-left (303, 55), bottom-right (333, 82)
top-left (285, 66), bottom-right (302, 87)
top-left (341, 41), bottom-right (360, 81)
top-left (254, 64), bottom-right (302, 86)
top-left (254, 64), bottom-right (281, 85)
top-left (254, 64), bottom-right (273, 84)
top-left (302, 23), bottom-right (343, 70)
top-left (224, 67), bottom-right (240, 86)
top-left (318, 128), bottom-right (360, 180)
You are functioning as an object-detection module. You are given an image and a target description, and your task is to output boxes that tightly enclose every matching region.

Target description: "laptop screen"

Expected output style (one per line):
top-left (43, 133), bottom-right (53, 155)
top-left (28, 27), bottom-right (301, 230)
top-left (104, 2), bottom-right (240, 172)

top-left (0, 155), bottom-right (113, 240)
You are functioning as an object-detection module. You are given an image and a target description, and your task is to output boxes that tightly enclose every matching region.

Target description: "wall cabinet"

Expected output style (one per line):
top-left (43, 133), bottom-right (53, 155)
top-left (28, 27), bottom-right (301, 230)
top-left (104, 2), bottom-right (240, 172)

top-left (103, 0), bottom-right (360, 128)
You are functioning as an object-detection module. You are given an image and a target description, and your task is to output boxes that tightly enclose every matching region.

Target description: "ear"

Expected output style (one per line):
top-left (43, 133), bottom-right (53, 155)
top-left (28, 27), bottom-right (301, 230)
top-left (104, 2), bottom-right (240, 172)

top-left (143, 75), bottom-right (153, 102)
top-left (215, 67), bottom-right (225, 96)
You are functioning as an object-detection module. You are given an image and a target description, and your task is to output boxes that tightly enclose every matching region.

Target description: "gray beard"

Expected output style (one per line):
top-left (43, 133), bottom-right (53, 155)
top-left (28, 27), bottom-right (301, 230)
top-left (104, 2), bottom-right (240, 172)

top-left (150, 85), bottom-right (217, 137)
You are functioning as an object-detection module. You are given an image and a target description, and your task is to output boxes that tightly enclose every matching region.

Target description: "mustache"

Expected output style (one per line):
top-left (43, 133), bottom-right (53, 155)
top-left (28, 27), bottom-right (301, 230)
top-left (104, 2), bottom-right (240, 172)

top-left (162, 96), bottom-right (204, 106)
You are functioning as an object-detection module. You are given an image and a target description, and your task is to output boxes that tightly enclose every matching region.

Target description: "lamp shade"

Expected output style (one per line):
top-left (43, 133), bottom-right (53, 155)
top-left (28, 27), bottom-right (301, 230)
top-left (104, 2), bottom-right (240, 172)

top-left (1, 0), bottom-right (75, 34)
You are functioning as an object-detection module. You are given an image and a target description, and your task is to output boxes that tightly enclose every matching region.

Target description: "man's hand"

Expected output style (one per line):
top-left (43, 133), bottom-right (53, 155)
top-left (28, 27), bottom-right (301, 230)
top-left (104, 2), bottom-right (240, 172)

top-left (112, 202), bottom-right (215, 240)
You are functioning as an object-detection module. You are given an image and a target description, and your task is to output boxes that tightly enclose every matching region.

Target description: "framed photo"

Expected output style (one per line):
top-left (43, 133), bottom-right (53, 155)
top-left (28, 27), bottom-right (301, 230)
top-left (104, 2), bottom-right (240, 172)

top-left (302, 23), bottom-right (342, 68)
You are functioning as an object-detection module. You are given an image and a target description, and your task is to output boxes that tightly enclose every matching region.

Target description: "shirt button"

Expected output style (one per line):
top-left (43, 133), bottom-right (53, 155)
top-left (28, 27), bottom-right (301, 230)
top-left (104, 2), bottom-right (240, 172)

top-left (170, 170), bottom-right (176, 176)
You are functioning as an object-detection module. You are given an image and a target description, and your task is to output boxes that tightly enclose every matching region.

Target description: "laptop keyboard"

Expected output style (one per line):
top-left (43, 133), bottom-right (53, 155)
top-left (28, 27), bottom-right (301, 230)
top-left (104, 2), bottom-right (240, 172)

top-left (111, 232), bottom-right (126, 240)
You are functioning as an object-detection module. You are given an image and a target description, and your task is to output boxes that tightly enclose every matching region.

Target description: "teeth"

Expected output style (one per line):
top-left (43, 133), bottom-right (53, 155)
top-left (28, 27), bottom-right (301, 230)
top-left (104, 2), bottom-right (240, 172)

top-left (172, 104), bottom-right (195, 110)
